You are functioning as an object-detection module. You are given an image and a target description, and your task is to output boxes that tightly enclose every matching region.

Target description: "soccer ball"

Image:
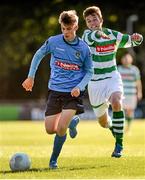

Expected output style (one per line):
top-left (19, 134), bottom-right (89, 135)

top-left (9, 152), bottom-right (31, 171)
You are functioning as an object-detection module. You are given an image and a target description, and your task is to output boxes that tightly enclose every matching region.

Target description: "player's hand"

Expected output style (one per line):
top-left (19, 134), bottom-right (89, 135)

top-left (71, 87), bottom-right (80, 97)
top-left (22, 77), bottom-right (34, 92)
top-left (131, 33), bottom-right (143, 41)
top-left (96, 31), bottom-right (110, 39)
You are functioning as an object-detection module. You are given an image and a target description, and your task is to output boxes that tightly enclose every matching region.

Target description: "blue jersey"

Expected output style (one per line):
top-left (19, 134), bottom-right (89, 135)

top-left (28, 34), bottom-right (93, 92)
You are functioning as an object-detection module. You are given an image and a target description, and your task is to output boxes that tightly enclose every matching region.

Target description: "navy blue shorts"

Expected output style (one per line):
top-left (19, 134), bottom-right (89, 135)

top-left (45, 90), bottom-right (85, 116)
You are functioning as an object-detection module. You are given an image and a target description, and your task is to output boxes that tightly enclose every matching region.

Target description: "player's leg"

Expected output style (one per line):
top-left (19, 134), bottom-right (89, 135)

top-left (109, 91), bottom-right (124, 158)
top-left (45, 114), bottom-right (61, 134)
top-left (45, 114), bottom-right (63, 169)
top-left (44, 90), bottom-right (67, 169)
top-left (122, 96), bottom-right (137, 132)
top-left (93, 103), bottom-right (114, 136)
top-left (98, 111), bottom-right (115, 137)
top-left (68, 92), bottom-right (84, 138)
top-left (125, 108), bottom-right (134, 132)
top-left (45, 115), bottom-right (65, 169)
top-left (98, 112), bottom-right (111, 128)
top-left (45, 90), bottom-right (63, 134)
top-left (68, 115), bottom-right (80, 138)
top-left (49, 109), bottom-right (76, 169)
top-left (88, 80), bottom-right (114, 134)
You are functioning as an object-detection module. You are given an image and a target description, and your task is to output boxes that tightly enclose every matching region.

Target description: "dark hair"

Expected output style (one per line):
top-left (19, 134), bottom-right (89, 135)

top-left (83, 6), bottom-right (102, 20)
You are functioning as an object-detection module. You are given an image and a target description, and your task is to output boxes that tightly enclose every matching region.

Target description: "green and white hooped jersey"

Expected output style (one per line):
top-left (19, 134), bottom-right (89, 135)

top-left (118, 65), bottom-right (141, 96)
top-left (82, 28), bottom-right (143, 80)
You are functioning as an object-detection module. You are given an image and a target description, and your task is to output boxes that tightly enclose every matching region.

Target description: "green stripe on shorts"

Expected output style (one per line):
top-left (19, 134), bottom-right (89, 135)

top-left (92, 103), bottom-right (104, 109)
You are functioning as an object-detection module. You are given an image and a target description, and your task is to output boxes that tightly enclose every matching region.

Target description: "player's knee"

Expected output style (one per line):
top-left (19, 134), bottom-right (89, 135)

top-left (111, 99), bottom-right (121, 111)
top-left (57, 125), bottom-right (67, 136)
top-left (110, 93), bottom-right (122, 111)
top-left (45, 126), bottom-right (55, 134)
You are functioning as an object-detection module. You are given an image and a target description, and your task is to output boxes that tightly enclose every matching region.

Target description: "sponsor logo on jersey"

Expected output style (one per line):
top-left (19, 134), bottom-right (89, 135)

top-left (96, 44), bottom-right (115, 52)
top-left (55, 60), bottom-right (80, 70)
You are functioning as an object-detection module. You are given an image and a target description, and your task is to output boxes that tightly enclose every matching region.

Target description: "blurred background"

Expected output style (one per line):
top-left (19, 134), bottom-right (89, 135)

top-left (0, 0), bottom-right (145, 121)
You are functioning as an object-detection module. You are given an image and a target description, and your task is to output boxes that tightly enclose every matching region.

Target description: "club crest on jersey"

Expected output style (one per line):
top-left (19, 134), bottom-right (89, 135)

top-left (96, 44), bottom-right (115, 52)
top-left (75, 51), bottom-right (81, 58)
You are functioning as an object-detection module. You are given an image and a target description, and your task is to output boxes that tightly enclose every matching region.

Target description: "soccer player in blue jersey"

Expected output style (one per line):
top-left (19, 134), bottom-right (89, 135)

top-left (22, 10), bottom-right (93, 169)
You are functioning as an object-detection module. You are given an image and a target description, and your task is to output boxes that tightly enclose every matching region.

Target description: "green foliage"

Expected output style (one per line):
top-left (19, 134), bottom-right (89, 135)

top-left (0, 1), bottom-right (145, 99)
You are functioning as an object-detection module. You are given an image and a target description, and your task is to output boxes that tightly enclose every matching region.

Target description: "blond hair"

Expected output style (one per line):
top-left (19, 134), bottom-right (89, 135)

top-left (59, 10), bottom-right (79, 25)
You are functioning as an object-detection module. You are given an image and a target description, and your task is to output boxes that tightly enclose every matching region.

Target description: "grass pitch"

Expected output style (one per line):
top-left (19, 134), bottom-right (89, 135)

top-left (0, 120), bottom-right (145, 179)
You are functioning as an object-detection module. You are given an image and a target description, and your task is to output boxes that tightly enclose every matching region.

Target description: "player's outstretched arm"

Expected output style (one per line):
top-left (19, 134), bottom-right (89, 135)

top-left (22, 77), bottom-right (34, 92)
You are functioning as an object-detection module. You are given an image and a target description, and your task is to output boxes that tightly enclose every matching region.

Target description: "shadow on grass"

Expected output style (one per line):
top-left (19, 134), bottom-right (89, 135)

top-left (0, 165), bottom-right (109, 174)
top-left (0, 168), bottom-right (49, 174)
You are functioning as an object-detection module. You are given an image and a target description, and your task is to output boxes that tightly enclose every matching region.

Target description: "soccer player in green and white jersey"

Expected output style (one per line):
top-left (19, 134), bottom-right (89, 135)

top-left (82, 6), bottom-right (143, 157)
top-left (118, 52), bottom-right (142, 132)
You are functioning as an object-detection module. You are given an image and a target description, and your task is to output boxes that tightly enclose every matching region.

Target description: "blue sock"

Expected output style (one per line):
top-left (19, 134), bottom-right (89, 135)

top-left (50, 134), bottom-right (67, 162)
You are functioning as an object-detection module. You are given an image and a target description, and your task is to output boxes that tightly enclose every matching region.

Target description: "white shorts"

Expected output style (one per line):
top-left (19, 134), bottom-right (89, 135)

top-left (122, 95), bottom-right (137, 110)
top-left (88, 72), bottom-right (123, 118)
